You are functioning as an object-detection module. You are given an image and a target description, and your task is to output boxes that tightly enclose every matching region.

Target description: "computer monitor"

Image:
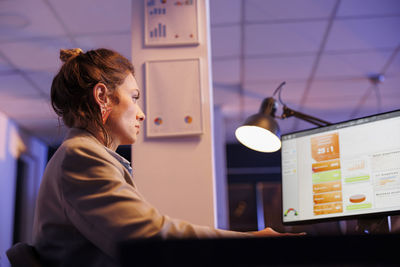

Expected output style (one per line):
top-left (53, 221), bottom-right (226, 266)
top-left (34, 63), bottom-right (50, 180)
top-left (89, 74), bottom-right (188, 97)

top-left (281, 110), bottom-right (400, 228)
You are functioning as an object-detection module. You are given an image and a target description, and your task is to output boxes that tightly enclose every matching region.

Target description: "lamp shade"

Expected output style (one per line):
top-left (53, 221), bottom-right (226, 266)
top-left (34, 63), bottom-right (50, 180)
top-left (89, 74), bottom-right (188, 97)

top-left (235, 112), bottom-right (281, 153)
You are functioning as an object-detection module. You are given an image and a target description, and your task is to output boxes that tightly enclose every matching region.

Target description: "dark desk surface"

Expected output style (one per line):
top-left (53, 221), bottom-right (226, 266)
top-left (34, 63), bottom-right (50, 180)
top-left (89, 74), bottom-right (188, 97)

top-left (119, 233), bottom-right (399, 266)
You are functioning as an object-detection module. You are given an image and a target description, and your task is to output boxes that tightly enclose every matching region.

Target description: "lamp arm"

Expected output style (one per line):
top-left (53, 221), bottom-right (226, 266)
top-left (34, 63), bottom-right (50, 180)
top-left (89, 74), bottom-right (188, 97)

top-left (281, 106), bottom-right (332, 127)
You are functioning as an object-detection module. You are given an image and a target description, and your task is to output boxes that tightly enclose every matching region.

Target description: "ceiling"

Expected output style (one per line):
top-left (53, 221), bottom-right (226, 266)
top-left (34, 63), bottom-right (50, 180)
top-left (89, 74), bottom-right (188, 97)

top-left (0, 0), bottom-right (399, 145)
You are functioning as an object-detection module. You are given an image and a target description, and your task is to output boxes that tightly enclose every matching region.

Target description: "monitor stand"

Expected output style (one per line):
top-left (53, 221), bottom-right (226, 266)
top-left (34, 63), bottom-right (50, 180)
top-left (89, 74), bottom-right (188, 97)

top-left (356, 216), bottom-right (391, 234)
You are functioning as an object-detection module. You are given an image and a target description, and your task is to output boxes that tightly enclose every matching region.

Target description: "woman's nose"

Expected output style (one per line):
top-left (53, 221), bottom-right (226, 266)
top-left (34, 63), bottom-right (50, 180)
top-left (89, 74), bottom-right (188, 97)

top-left (137, 107), bottom-right (145, 121)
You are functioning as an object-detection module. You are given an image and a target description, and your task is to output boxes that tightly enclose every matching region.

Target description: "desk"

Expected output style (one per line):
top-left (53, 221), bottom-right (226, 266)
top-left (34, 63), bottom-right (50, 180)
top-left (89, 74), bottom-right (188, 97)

top-left (119, 233), bottom-right (398, 266)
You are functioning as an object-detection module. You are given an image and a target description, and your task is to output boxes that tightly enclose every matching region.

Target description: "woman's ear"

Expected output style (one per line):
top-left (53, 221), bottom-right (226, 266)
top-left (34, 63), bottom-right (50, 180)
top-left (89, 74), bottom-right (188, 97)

top-left (93, 83), bottom-right (111, 107)
top-left (93, 83), bottom-right (113, 124)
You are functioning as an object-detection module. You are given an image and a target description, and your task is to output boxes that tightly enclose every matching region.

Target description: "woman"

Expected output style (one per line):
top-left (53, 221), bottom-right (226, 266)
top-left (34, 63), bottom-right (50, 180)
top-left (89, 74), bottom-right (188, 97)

top-left (33, 48), bottom-right (299, 267)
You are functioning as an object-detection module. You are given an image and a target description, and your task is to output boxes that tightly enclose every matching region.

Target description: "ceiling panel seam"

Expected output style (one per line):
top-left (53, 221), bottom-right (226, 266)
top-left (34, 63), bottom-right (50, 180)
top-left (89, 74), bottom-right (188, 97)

top-left (349, 84), bottom-right (376, 118)
top-left (0, 50), bottom-right (48, 98)
top-left (211, 14), bottom-right (400, 28)
top-left (380, 44), bottom-right (400, 74)
top-left (350, 44), bottom-right (400, 118)
top-left (0, 31), bottom-right (131, 45)
top-left (337, 13), bottom-right (400, 21)
top-left (242, 75), bottom-right (380, 84)
top-left (41, 0), bottom-right (78, 47)
top-left (291, 0), bottom-right (341, 132)
top-left (213, 48), bottom-right (397, 62)
top-left (0, 69), bottom-right (20, 76)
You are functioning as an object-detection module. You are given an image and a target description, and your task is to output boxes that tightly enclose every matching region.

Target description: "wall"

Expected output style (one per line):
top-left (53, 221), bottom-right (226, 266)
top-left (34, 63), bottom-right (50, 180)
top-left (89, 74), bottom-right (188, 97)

top-left (131, 0), bottom-right (223, 227)
top-left (0, 111), bottom-right (47, 267)
top-left (213, 106), bottom-right (229, 229)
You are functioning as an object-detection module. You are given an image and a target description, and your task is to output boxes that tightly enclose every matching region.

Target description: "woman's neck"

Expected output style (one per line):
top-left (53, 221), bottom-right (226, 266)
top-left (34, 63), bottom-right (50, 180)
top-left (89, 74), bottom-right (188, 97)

top-left (78, 124), bottom-right (118, 151)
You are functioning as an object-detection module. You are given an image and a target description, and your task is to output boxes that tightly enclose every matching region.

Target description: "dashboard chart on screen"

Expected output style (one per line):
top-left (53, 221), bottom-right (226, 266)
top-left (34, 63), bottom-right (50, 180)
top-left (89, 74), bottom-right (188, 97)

top-left (281, 110), bottom-right (400, 226)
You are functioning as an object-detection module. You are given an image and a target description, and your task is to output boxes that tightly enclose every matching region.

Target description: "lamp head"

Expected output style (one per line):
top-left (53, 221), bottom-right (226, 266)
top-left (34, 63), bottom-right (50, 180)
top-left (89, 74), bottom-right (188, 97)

top-left (235, 97), bottom-right (281, 152)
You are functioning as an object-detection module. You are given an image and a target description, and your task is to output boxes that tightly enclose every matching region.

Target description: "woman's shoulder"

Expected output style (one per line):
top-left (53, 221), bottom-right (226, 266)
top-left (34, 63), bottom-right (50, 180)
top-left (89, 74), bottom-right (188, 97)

top-left (50, 128), bottom-right (126, 178)
top-left (60, 129), bottom-right (124, 171)
top-left (47, 129), bottom-right (108, 166)
top-left (61, 128), bottom-right (103, 152)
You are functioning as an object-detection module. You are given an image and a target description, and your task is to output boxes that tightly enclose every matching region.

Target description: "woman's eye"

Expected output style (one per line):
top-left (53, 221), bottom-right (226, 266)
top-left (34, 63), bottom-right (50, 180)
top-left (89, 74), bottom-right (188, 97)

top-left (132, 95), bottom-right (140, 102)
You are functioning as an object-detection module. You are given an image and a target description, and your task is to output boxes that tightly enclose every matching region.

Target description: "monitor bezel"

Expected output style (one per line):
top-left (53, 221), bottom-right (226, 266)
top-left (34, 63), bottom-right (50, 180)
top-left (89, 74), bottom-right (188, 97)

top-left (280, 109), bottom-right (400, 226)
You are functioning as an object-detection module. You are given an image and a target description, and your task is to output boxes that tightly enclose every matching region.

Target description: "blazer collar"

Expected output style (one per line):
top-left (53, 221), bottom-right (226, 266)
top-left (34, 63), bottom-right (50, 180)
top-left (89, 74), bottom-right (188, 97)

top-left (65, 128), bottom-right (135, 186)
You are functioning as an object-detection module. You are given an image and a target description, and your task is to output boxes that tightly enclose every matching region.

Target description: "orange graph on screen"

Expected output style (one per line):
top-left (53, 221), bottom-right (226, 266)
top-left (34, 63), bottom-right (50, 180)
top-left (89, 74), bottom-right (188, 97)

top-left (311, 132), bottom-right (342, 216)
top-left (313, 181), bottom-right (341, 194)
top-left (312, 159), bottom-right (340, 173)
top-left (313, 191), bottom-right (343, 204)
top-left (314, 203), bottom-right (343, 215)
top-left (347, 160), bottom-right (365, 171)
top-left (311, 133), bottom-right (340, 162)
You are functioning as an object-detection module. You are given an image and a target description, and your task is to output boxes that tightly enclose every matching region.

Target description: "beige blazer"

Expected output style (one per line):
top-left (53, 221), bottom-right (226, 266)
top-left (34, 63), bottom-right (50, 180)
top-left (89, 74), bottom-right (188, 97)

top-left (33, 128), bottom-right (246, 266)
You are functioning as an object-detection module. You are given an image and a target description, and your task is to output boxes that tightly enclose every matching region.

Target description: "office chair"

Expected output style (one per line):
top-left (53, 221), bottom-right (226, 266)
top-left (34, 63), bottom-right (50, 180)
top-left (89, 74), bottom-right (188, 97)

top-left (6, 242), bottom-right (41, 267)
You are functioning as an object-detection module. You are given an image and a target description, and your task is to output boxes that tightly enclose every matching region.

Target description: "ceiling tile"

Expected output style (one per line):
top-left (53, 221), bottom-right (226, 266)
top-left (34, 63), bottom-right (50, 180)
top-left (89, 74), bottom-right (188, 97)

top-left (50, 0), bottom-right (131, 35)
top-left (210, 0), bottom-right (242, 25)
top-left (0, 0), bottom-right (65, 42)
top-left (75, 33), bottom-right (132, 60)
top-left (245, 0), bottom-right (336, 21)
top-left (0, 73), bottom-right (43, 97)
top-left (212, 59), bottom-right (241, 84)
top-left (245, 21), bottom-right (327, 56)
top-left (305, 78), bottom-right (400, 116)
top-left (0, 95), bottom-right (54, 120)
top-left (308, 80), bottom-right (372, 101)
top-left (306, 80), bottom-right (372, 114)
top-left (244, 80), bottom-right (307, 103)
top-left (337, 0), bottom-right (400, 17)
top-left (347, 94), bottom-right (399, 118)
top-left (26, 70), bottom-right (56, 96)
top-left (315, 51), bottom-right (393, 78)
top-left (383, 50), bottom-right (400, 75)
top-left (0, 55), bottom-right (14, 73)
top-left (0, 37), bottom-right (74, 72)
top-left (379, 75), bottom-right (400, 90)
top-left (244, 56), bottom-right (315, 82)
top-left (211, 26), bottom-right (241, 58)
top-left (376, 76), bottom-right (400, 110)
top-left (326, 17), bottom-right (400, 51)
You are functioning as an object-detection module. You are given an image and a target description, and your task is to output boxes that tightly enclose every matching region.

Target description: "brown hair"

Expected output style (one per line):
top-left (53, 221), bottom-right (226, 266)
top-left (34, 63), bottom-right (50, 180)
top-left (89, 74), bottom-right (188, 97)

top-left (51, 48), bottom-right (134, 145)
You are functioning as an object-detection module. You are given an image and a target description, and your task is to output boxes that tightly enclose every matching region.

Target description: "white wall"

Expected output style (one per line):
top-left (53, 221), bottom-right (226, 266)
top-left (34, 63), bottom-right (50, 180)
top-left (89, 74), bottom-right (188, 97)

top-left (0, 111), bottom-right (47, 267)
top-left (131, 0), bottom-right (224, 227)
top-left (213, 106), bottom-right (230, 229)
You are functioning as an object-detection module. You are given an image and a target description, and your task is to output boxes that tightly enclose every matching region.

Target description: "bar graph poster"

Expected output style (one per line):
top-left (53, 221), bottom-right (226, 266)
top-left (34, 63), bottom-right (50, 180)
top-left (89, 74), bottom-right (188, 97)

top-left (144, 0), bottom-right (199, 46)
top-left (145, 59), bottom-right (203, 137)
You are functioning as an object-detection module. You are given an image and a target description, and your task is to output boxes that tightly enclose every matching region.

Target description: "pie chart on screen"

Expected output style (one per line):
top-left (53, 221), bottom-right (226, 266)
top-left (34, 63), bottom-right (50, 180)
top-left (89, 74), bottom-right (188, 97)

top-left (349, 194), bottom-right (366, 203)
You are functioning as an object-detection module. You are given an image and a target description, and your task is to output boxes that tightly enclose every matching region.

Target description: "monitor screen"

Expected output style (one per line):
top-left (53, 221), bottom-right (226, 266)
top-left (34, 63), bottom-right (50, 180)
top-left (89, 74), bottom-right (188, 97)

top-left (281, 110), bottom-right (400, 224)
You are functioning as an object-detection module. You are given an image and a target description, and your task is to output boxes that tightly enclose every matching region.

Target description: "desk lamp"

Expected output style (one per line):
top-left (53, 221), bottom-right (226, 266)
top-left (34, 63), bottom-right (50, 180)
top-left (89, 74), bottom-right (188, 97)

top-left (235, 82), bottom-right (331, 152)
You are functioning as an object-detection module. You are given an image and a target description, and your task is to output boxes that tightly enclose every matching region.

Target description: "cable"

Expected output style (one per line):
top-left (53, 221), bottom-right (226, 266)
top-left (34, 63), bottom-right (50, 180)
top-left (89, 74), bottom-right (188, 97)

top-left (272, 81), bottom-right (286, 106)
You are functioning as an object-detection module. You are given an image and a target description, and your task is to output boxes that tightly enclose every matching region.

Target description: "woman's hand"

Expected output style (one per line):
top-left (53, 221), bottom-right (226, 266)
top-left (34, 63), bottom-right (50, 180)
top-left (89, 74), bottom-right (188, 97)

top-left (252, 227), bottom-right (306, 237)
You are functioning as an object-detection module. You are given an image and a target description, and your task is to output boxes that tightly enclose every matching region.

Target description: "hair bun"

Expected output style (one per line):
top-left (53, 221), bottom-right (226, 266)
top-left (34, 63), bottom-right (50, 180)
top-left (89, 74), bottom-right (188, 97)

top-left (60, 48), bottom-right (83, 63)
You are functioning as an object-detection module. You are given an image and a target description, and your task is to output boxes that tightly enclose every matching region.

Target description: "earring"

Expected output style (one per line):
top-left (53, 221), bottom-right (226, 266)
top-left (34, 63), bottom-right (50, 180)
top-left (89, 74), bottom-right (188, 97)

top-left (101, 106), bottom-right (112, 124)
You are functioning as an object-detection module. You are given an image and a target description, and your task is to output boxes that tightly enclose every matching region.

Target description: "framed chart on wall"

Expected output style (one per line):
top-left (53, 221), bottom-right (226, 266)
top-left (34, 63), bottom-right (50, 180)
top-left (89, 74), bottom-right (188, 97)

top-left (144, 0), bottom-right (199, 46)
top-left (145, 58), bottom-right (203, 137)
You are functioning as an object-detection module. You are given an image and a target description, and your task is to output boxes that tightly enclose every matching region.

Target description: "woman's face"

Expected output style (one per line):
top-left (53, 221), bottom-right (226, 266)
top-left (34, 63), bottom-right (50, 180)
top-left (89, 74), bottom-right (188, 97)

top-left (107, 73), bottom-right (145, 147)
